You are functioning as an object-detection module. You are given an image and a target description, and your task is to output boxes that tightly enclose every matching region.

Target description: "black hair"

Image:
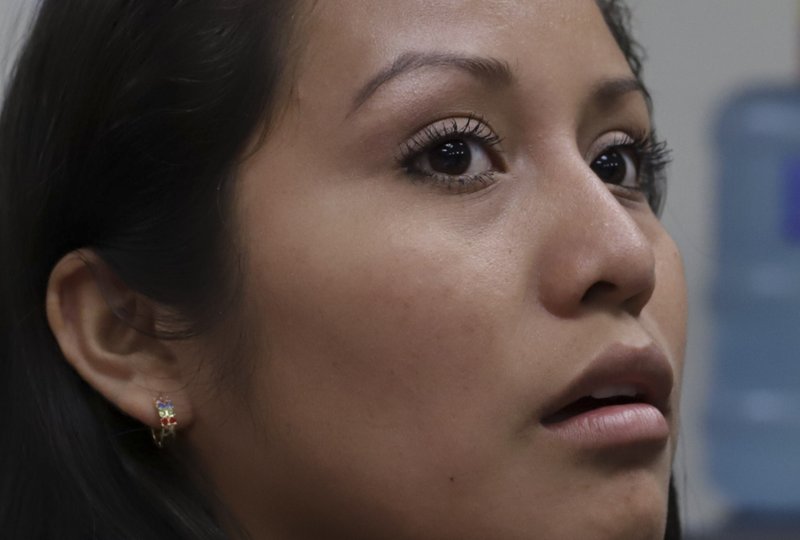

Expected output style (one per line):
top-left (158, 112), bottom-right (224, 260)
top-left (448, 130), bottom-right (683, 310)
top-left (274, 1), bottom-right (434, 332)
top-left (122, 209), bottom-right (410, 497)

top-left (0, 1), bottom-right (292, 538)
top-left (0, 1), bottom-right (679, 538)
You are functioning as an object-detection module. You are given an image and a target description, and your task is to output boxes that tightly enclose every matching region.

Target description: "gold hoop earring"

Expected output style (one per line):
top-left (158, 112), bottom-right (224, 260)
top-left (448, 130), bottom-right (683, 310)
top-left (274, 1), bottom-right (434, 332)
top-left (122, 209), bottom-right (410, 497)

top-left (151, 396), bottom-right (177, 448)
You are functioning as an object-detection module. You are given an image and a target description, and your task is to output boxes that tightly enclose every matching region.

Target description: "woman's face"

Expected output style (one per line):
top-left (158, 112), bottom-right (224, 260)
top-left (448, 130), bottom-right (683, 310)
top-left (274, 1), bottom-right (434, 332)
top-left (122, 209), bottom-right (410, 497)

top-left (191, 1), bottom-right (688, 538)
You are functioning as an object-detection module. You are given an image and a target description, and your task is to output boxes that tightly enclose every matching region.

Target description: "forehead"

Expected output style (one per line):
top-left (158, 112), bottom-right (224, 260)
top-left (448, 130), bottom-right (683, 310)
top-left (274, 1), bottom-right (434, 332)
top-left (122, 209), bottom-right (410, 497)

top-left (292, 0), bottom-right (632, 110)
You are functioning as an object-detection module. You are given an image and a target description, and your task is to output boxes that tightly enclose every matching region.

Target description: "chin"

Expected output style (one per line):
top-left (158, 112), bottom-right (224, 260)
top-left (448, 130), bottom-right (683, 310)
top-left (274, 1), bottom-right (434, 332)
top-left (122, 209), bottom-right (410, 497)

top-left (582, 472), bottom-right (670, 540)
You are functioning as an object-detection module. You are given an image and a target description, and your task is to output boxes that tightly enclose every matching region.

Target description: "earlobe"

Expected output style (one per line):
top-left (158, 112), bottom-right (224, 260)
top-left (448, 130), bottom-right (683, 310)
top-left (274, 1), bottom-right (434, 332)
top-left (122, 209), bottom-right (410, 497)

top-left (45, 250), bottom-right (193, 432)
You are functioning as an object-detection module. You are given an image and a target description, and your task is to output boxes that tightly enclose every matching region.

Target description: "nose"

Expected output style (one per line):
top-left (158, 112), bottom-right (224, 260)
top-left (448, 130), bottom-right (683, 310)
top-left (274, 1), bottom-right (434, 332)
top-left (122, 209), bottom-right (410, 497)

top-left (536, 169), bottom-right (656, 319)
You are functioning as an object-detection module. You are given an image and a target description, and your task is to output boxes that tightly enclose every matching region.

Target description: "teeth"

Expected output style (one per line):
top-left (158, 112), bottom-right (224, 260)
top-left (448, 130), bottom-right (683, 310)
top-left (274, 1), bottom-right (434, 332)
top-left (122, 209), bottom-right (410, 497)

top-left (590, 385), bottom-right (638, 400)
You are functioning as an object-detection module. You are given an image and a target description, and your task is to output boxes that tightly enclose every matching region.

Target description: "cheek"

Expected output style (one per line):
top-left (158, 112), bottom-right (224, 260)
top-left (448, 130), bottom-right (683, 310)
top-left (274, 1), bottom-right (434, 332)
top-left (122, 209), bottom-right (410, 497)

top-left (247, 222), bottom-right (516, 428)
top-left (233, 149), bottom-right (532, 428)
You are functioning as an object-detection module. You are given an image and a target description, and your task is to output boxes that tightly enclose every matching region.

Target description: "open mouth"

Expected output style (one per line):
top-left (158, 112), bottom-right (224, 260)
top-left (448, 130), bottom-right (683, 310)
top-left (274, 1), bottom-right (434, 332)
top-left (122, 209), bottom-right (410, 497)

top-left (538, 345), bottom-right (673, 446)
top-left (541, 385), bottom-right (648, 425)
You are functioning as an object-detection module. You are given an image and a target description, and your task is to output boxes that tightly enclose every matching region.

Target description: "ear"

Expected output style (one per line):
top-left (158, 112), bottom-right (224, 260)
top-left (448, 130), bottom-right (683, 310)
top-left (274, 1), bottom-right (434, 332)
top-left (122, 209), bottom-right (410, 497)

top-left (45, 250), bottom-right (193, 431)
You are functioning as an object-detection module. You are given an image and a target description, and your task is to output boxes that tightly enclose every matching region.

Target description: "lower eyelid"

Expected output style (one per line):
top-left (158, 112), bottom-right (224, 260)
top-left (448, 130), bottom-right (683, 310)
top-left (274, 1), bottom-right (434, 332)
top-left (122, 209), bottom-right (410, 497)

top-left (411, 170), bottom-right (499, 194)
top-left (607, 184), bottom-right (649, 206)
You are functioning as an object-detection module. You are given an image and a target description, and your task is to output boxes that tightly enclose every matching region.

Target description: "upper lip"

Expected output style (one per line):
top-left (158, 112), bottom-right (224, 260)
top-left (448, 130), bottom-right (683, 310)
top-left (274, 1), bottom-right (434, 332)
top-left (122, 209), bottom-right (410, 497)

top-left (540, 342), bottom-right (674, 423)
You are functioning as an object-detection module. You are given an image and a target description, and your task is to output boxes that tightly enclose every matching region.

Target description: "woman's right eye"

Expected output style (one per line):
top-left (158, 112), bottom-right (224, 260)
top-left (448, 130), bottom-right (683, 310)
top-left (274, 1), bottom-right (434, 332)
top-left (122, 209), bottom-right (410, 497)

top-left (410, 137), bottom-right (493, 179)
top-left (398, 116), bottom-right (504, 194)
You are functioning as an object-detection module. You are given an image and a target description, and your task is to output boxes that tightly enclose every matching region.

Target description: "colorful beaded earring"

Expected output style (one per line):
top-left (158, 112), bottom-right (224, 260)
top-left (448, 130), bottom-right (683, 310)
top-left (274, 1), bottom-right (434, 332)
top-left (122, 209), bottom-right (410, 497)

top-left (152, 396), bottom-right (177, 448)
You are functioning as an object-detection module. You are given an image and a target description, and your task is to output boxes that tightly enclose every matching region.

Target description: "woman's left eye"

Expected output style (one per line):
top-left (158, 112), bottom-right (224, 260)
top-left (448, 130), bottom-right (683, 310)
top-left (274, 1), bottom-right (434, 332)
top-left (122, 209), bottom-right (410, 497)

top-left (590, 146), bottom-right (639, 189)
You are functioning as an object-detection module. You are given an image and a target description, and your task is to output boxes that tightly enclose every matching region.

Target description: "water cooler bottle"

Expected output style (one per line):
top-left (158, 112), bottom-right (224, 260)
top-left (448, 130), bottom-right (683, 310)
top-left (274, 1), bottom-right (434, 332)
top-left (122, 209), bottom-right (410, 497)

top-left (709, 85), bottom-right (800, 519)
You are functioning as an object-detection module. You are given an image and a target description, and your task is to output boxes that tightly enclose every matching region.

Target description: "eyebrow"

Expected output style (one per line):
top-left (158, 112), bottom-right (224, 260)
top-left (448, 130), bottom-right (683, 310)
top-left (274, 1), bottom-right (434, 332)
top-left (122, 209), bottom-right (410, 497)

top-left (350, 51), bottom-right (515, 113)
top-left (589, 77), bottom-right (650, 107)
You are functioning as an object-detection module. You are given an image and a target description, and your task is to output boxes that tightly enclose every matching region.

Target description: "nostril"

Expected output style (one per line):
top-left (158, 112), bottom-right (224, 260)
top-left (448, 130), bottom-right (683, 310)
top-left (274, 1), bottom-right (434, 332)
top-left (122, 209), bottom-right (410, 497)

top-left (581, 280), bottom-right (617, 305)
top-left (580, 270), bottom-right (655, 316)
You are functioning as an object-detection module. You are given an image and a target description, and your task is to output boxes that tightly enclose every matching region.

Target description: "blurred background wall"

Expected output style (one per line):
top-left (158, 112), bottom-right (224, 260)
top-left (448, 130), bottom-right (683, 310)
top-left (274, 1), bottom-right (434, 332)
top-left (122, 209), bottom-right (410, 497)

top-left (1, 0), bottom-right (797, 536)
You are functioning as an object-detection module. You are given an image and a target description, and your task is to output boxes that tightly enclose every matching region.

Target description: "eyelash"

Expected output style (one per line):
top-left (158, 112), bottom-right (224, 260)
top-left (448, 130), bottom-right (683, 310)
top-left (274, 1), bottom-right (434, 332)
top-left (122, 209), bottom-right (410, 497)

top-left (396, 115), bottom-right (503, 193)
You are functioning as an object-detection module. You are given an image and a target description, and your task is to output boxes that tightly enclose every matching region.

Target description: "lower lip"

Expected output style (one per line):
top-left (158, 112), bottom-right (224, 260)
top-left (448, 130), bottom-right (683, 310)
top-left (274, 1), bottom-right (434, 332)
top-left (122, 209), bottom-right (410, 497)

top-left (542, 403), bottom-right (669, 448)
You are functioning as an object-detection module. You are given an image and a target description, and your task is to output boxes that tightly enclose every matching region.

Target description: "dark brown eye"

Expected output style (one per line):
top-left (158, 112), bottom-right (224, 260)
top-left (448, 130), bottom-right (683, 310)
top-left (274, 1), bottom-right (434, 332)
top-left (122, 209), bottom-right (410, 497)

top-left (411, 137), bottom-right (493, 180)
top-left (428, 139), bottom-right (471, 175)
top-left (591, 148), bottom-right (638, 188)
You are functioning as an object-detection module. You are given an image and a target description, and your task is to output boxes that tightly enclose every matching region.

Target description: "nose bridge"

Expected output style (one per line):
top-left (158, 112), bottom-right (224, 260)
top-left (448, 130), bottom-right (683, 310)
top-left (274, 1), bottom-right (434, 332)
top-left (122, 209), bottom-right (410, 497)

top-left (537, 165), bottom-right (656, 318)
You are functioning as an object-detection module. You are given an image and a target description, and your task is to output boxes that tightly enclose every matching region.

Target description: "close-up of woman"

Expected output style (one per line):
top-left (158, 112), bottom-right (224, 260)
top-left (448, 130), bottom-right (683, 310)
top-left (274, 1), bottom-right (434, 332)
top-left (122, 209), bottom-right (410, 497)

top-left (0, 0), bottom-right (687, 538)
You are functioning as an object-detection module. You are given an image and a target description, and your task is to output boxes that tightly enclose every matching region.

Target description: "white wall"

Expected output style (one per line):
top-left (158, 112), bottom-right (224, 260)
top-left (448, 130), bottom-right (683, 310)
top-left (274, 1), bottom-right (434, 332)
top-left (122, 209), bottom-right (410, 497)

top-left (1, 0), bottom-right (796, 534)
top-left (631, 0), bottom-right (798, 532)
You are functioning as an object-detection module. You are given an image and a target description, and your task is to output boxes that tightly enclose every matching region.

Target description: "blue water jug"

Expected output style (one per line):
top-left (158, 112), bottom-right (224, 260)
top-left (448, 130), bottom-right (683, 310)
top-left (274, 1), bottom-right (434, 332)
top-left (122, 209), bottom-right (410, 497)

top-left (709, 85), bottom-right (800, 513)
